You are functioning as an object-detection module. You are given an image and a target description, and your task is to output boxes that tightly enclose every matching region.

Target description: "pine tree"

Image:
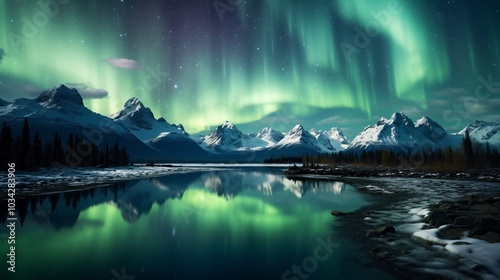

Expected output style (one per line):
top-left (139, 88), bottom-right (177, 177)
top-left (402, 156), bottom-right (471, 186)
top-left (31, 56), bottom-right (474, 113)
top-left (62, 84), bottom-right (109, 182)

top-left (33, 130), bottom-right (42, 167)
top-left (19, 118), bottom-right (31, 169)
top-left (0, 121), bottom-right (13, 167)
top-left (463, 129), bottom-right (474, 169)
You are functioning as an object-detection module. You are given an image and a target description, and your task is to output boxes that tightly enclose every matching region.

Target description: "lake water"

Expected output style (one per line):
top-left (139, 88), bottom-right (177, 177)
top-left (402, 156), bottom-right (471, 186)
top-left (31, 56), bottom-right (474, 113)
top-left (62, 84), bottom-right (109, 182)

top-left (0, 166), bottom-right (395, 279)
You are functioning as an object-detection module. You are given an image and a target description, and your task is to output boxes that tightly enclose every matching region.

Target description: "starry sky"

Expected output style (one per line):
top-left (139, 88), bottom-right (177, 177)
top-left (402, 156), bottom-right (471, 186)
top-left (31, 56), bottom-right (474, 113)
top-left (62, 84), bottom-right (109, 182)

top-left (0, 0), bottom-right (499, 138)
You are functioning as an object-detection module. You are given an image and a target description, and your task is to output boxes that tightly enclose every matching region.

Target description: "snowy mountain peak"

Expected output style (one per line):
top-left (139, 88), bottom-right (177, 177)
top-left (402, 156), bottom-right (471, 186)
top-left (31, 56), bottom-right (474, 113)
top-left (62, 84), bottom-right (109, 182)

top-left (217, 121), bottom-right (242, 134)
top-left (221, 121), bottom-right (237, 129)
top-left (415, 116), bottom-right (448, 143)
top-left (389, 112), bottom-right (414, 127)
top-left (376, 117), bottom-right (389, 126)
top-left (458, 121), bottom-right (500, 146)
top-left (326, 127), bottom-right (350, 144)
top-left (348, 112), bottom-right (457, 153)
top-left (124, 97), bottom-right (144, 108)
top-left (256, 127), bottom-right (284, 143)
top-left (309, 127), bottom-right (350, 151)
top-left (36, 84), bottom-right (84, 108)
top-left (199, 121), bottom-right (245, 152)
top-left (0, 98), bottom-right (10, 107)
top-left (110, 97), bottom-right (190, 142)
top-left (110, 97), bottom-right (155, 121)
top-left (289, 124), bottom-right (305, 135)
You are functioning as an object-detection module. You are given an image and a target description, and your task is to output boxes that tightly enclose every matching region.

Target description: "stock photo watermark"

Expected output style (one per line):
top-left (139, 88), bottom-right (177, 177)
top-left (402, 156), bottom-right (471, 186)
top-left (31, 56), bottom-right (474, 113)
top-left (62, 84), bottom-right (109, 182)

top-left (6, 163), bottom-right (17, 273)
top-left (8, 0), bottom-right (71, 54)
top-left (134, 64), bottom-right (169, 97)
top-left (212, 0), bottom-right (243, 21)
top-left (443, 74), bottom-right (500, 130)
top-left (282, 231), bottom-right (340, 280)
top-left (340, 0), bottom-right (403, 62)
top-left (110, 267), bottom-right (136, 280)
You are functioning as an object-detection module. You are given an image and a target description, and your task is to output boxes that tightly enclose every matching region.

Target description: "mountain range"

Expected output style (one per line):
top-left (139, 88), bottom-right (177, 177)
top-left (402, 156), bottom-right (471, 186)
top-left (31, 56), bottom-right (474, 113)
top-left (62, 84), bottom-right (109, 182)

top-left (0, 85), bottom-right (499, 163)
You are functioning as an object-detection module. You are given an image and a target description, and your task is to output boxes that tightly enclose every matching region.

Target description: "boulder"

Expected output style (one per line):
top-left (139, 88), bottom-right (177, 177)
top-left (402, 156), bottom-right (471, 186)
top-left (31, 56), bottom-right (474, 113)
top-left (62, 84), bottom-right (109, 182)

top-left (331, 210), bottom-right (349, 216)
top-left (366, 226), bottom-right (396, 238)
top-left (437, 225), bottom-right (472, 240)
top-left (453, 216), bottom-right (478, 227)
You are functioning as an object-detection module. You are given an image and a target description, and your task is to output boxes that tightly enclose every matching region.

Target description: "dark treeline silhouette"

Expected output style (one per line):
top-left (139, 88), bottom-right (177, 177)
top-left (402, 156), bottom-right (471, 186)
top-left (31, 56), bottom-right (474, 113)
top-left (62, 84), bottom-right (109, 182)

top-left (1, 119), bottom-right (129, 170)
top-left (263, 155), bottom-right (303, 164)
top-left (0, 182), bottom-right (127, 226)
top-left (268, 130), bottom-right (500, 171)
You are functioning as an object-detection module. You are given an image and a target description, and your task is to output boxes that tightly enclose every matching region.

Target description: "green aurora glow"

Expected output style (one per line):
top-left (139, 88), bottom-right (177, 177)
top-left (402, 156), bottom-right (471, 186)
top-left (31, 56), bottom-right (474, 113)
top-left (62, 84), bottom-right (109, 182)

top-left (0, 0), bottom-right (499, 137)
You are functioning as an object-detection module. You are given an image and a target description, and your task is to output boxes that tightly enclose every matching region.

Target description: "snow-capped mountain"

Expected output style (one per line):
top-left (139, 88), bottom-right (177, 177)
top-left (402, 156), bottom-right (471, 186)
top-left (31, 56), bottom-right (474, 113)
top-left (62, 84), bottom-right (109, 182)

top-left (310, 128), bottom-right (350, 151)
top-left (110, 97), bottom-right (208, 161)
top-left (457, 121), bottom-right (500, 147)
top-left (0, 98), bottom-right (11, 107)
top-left (0, 84), bottom-right (160, 160)
top-left (265, 124), bottom-right (326, 156)
top-left (198, 122), bottom-right (350, 158)
top-left (346, 112), bottom-right (457, 153)
top-left (198, 121), bottom-right (273, 153)
top-left (255, 127), bottom-right (285, 146)
top-left (147, 131), bottom-right (210, 161)
top-left (110, 97), bottom-right (188, 142)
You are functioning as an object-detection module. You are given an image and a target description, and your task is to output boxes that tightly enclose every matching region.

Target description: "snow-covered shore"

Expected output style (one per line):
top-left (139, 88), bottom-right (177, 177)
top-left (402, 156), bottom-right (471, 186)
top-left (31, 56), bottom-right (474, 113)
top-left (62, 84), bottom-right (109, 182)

top-left (0, 165), bottom-right (216, 196)
top-left (354, 178), bottom-right (500, 279)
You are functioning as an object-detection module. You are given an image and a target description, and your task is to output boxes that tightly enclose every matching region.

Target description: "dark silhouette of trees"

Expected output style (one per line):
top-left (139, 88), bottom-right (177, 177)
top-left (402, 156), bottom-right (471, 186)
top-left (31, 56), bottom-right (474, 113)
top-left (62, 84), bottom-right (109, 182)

top-left (463, 129), bottom-right (474, 169)
top-left (0, 121), bottom-right (13, 167)
top-left (18, 118), bottom-right (31, 169)
top-left (266, 134), bottom-right (500, 171)
top-left (0, 119), bottom-right (129, 170)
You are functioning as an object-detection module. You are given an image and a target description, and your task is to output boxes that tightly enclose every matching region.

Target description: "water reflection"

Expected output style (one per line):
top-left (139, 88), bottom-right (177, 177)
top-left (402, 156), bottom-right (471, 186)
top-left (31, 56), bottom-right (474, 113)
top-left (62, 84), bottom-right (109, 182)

top-left (0, 168), bottom-right (385, 280)
top-left (0, 170), bottom-right (348, 227)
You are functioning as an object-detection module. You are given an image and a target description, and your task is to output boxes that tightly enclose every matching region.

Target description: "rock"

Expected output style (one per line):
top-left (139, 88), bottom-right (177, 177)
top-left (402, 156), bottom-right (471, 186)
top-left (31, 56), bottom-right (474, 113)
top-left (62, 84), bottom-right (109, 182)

top-left (471, 264), bottom-right (488, 272)
top-left (375, 251), bottom-right (389, 259)
top-left (366, 230), bottom-right (379, 238)
top-left (370, 248), bottom-right (381, 255)
top-left (451, 241), bottom-right (471, 245)
top-left (469, 227), bottom-right (488, 236)
top-left (479, 218), bottom-right (500, 232)
top-left (477, 231), bottom-right (500, 243)
top-left (426, 210), bottom-right (449, 227)
top-left (377, 226), bottom-right (396, 235)
top-left (366, 226), bottom-right (396, 238)
top-left (331, 210), bottom-right (349, 216)
top-left (453, 216), bottom-right (477, 227)
top-left (436, 226), bottom-right (468, 240)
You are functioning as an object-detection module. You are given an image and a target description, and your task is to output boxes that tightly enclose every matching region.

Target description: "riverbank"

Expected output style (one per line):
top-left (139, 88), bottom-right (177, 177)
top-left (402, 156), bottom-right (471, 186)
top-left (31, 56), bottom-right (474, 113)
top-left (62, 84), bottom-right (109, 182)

top-left (285, 166), bottom-right (500, 182)
top-left (329, 177), bottom-right (500, 279)
top-left (0, 165), bottom-right (210, 197)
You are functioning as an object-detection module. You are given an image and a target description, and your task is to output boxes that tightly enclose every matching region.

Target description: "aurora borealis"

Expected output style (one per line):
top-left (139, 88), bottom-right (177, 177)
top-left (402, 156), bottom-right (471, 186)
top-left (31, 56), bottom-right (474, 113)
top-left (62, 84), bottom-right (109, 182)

top-left (0, 0), bottom-right (499, 138)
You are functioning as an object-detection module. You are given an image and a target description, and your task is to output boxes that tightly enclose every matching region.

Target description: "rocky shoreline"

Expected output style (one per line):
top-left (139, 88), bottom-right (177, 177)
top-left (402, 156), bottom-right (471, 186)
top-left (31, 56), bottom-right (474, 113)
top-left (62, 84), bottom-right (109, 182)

top-left (331, 184), bottom-right (500, 279)
top-left (424, 194), bottom-right (500, 243)
top-left (285, 166), bottom-right (500, 182)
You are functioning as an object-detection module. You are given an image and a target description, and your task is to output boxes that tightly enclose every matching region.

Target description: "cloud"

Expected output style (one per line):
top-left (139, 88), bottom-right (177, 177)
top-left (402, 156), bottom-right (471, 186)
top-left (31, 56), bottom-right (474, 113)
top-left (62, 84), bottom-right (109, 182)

top-left (65, 83), bottom-right (108, 99)
top-left (316, 115), bottom-right (366, 126)
top-left (105, 58), bottom-right (140, 70)
top-left (0, 75), bottom-right (44, 100)
top-left (0, 48), bottom-right (5, 63)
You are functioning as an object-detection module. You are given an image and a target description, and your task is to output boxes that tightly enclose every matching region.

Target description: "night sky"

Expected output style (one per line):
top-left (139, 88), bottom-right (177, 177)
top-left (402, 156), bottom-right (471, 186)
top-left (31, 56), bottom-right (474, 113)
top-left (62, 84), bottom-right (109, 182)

top-left (0, 0), bottom-right (499, 138)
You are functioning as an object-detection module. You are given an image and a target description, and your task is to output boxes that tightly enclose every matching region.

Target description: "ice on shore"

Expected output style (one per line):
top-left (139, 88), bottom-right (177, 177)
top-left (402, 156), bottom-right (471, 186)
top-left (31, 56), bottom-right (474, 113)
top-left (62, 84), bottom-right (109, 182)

top-left (0, 165), bottom-right (216, 194)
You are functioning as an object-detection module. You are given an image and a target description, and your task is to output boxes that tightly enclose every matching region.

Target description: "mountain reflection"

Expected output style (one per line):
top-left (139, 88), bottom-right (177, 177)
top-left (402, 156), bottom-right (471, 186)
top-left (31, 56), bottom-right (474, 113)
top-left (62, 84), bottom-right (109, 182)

top-left (0, 169), bottom-right (347, 228)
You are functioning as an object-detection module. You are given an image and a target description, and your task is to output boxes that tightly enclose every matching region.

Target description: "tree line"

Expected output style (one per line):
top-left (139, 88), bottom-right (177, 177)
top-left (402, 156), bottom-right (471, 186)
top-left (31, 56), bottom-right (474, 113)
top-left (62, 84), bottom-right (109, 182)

top-left (266, 130), bottom-right (500, 171)
top-left (0, 119), bottom-right (129, 170)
